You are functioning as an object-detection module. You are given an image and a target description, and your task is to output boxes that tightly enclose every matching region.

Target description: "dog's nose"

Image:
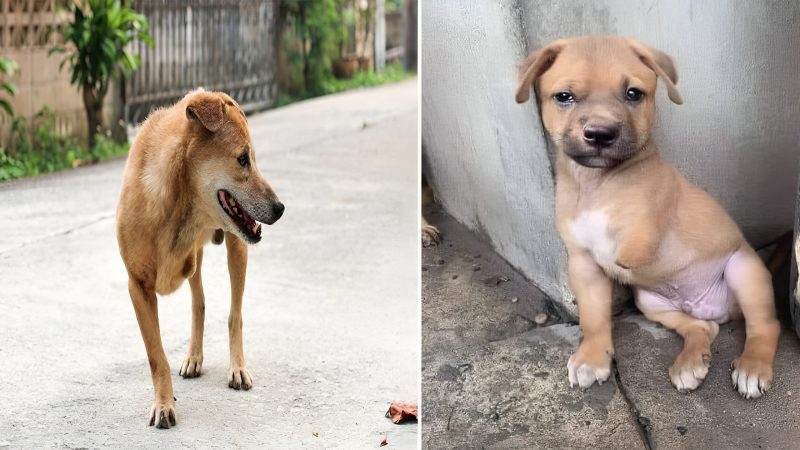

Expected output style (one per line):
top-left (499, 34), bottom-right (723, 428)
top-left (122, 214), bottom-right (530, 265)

top-left (272, 202), bottom-right (285, 219)
top-left (583, 124), bottom-right (619, 147)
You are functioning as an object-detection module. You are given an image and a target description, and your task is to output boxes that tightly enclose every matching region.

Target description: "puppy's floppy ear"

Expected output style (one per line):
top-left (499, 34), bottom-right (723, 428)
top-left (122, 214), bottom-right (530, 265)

top-left (627, 39), bottom-right (683, 105)
top-left (186, 92), bottom-right (227, 132)
top-left (515, 41), bottom-right (564, 104)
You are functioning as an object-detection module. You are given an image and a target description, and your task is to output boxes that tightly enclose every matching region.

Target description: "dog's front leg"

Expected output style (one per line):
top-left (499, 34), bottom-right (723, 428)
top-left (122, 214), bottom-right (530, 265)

top-left (128, 277), bottom-right (176, 428)
top-left (180, 247), bottom-right (205, 378)
top-left (566, 249), bottom-right (614, 388)
top-left (226, 233), bottom-right (253, 390)
top-left (725, 245), bottom-right (780, 399)
top-left (615, 221), bottom-right (659, 270)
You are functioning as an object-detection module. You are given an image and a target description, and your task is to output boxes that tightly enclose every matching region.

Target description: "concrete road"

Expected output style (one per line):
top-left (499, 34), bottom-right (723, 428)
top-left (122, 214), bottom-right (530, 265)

top-left (0, 80), bottom-right (419, 449)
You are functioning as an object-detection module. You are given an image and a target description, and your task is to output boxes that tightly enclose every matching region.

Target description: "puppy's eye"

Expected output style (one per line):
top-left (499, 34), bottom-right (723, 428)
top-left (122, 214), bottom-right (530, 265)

top-left (237, 153), bottom-right (249, 168)
top-left (553, 92), bottom-right (576, 104)
top-left (626, 88), bottom-right (644, 102)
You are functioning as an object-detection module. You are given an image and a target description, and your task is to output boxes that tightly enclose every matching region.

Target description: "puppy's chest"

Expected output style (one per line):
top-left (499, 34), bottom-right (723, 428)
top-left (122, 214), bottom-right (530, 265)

top-left (569, 211), bottom-right (629, 278)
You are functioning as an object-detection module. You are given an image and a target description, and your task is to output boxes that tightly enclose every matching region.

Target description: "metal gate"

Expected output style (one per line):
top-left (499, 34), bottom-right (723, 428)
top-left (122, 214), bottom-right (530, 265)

top-left (125, 0), bottom-right (278, 125)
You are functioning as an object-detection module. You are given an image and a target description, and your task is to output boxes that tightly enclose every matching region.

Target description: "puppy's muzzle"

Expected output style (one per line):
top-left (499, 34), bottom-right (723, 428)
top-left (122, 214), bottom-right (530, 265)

top-left (583, 122), bottom-right (620, 148)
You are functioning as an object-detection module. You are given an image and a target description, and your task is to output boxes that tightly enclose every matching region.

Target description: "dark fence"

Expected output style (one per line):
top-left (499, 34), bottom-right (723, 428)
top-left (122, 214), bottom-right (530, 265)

top-left (125, 0), bottom-right (279, 125)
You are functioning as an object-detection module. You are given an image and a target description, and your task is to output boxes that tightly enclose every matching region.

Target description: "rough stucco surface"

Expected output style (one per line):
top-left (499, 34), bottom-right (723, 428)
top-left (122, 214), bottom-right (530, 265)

top-left (422, 2), bottom-right (571, 314)
top-left (422, 0), bottom-right (800, 314)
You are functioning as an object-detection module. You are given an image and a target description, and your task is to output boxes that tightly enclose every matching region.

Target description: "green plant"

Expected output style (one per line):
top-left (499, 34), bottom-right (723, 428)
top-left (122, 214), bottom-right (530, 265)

top-left (276, 62), bottom-right (412, 107)
top-left (280, 0), bottom-right (342, 95)
top-left (0, 107), bottom-right (129, 181)
top-left (50, 0), bottom-right (152, 148)
top-left (0, 57), bottom-right (18, 119)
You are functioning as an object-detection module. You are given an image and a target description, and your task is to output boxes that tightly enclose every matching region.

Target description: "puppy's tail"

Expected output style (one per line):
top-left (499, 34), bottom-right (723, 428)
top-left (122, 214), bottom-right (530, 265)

top-left (212, 229), bottom-right (225, 245)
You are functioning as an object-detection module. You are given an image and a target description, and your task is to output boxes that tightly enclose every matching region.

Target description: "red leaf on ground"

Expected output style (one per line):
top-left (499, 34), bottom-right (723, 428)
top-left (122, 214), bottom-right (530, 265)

top-left (380, 437), bottom-right (388, 446)
top-left (388, 401), bottom-right (418, 424)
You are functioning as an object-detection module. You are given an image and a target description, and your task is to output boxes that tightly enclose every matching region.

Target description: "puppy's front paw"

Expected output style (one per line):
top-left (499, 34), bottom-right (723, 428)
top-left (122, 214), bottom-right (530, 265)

top-left (567, 344), bottom-right (613, 388)
top-left (670, 349), bottom-right (711, 393)
top-left (731, 354), bottom-right (773, 399)
top-left (229, 365), bottom-right (253, 390)
top-left (149, 399), bottom-right (177, 429)
top-left (179, 352), bottom-right (203, 378)
top-left (421, 223), bottom-right (441, 247)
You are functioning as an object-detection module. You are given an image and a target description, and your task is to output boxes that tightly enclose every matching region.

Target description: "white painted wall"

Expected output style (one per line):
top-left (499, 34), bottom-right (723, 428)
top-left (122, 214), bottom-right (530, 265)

top-left (422, 0), bottom-right (800, 316)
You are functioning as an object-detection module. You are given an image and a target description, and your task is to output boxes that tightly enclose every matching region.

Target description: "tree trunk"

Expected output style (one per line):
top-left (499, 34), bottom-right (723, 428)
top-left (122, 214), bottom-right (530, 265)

top-left (82, 83), bottom-right (105, 151)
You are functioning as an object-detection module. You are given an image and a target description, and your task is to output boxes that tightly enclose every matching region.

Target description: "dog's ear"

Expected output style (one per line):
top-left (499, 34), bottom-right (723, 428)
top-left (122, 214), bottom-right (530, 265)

top-left (627, 39), bottom-right (683, 105)
top-left (515, 41), bottom-right (565, 104)
top-left (186, 93), bottom-right (227, 132)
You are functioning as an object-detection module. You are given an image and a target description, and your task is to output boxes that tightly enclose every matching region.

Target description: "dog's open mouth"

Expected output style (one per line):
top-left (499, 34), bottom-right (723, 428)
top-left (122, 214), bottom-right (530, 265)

top-left (217, 190), bottom-right (262, 241)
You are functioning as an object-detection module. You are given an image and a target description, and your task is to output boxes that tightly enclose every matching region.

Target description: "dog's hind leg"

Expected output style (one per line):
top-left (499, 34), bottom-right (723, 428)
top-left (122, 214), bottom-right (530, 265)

top-left (725, 245), bottom-right (780, 399)
top-left (180, 247), bottom-right (205, 378)
top-left (637, 304), bottom-right (719, 393)
top-left (129, 277), bottom-right (176, 428)
top-left (226, 233), bottom-right (253, 390)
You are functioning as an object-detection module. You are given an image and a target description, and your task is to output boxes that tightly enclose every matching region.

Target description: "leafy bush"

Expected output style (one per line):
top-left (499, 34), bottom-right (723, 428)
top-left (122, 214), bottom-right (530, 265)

top-left (0, 57), bottom-right (18, 119)
top-left (50, 0), bottom-right (152, 148)
top-left (0, 108), bottom-right (129, 181)
top-left (280, 0), bottom-right (343, 97)
top-left (275, 62), bottom-right (413, 107)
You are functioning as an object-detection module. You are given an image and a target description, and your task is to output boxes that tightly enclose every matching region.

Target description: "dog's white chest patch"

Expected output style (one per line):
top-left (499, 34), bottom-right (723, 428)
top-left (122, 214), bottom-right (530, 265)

top-left (570, 211), bottom-right (617, 267)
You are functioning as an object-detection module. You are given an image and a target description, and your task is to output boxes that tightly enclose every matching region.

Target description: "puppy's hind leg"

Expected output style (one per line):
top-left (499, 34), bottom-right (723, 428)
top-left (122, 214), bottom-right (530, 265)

top-left (180, 247), bottom-right (205, 378)
top-left (226, 233), bottom-right (253, 390)
top-left (726, 245), bottom-right (780, 399)
top-left (637, 302), bottom-right (719, 393)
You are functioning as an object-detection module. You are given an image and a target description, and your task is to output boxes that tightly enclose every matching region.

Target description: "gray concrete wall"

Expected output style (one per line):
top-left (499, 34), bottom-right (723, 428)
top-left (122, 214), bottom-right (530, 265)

top-left (422, 0), bottom-right (800, 316)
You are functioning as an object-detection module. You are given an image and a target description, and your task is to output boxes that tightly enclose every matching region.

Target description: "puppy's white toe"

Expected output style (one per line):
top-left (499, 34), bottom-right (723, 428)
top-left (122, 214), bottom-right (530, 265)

top-left (731, 369), bottom-right (770, 399)
top-left (567, 357), bottom-right (611, 389)
top-left (671, 366), bottom-right (706, 392)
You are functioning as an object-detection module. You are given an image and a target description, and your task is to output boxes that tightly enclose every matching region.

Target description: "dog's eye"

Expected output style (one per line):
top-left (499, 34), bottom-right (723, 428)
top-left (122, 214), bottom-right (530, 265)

top-left (553, 92), bottom-right (575, 104)
top-left (626, 88), bottom-right (644, 102)
top-left (237, 153), bottom-right (249, 168)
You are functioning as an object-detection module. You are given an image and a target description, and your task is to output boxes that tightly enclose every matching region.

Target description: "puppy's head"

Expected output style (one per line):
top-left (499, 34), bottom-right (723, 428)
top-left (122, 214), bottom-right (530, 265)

top-left (184, 89), bottom-right (284, 244)
top-left (516, 36), bottom-right (682, 169)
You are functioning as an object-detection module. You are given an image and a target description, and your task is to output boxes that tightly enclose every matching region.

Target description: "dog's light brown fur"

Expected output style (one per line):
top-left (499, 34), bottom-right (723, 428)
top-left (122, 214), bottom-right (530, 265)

top-left (516, 36), bottom-right (779, 397)
top-left (117, 89), bottom-right (282, 428)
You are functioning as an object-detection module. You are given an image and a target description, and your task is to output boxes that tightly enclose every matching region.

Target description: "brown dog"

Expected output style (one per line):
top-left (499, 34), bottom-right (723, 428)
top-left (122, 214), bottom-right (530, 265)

top-left (516, 36), bottom-right (779, 398)
top-left (116, 89), bottom-right (284, 428)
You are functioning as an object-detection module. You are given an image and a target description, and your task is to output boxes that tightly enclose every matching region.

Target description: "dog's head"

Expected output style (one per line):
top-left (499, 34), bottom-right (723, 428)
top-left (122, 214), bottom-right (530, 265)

top-left (183, 89), bottom-right (283, 244)
top-left (516, 36), bottom-right (682, 169)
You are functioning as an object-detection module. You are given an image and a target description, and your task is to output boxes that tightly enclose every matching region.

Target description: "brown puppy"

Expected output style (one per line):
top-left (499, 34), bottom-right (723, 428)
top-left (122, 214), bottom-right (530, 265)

top-left (516, 36), bottom-right (779, 398)
top-left (116, 89), bottom-right (284, 428)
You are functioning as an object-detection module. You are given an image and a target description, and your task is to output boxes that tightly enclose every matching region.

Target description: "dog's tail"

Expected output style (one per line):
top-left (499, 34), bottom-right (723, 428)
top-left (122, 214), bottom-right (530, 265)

top-left (212, 229), bottom-right (225, 245)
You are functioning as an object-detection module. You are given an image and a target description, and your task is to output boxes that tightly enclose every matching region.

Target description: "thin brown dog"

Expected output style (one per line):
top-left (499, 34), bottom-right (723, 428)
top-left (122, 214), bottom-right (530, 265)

top-left (516, 36), bottom-right (779, 398)
top-left (116, 89), bottom-right (284, 428)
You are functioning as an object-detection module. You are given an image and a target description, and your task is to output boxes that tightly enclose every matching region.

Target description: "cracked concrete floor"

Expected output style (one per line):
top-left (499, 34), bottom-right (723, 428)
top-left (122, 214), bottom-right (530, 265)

top-left (0, 80), bottom-right (419, 449)
top-left (422, 206), bottom-right (800, 449)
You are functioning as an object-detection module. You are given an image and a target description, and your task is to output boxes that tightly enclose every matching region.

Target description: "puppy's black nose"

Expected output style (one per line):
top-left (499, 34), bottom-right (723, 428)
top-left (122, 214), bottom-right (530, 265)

top-left (272, 202), bottom-right (285, 219)
top-left (583, 124), bottom-right (619, 147)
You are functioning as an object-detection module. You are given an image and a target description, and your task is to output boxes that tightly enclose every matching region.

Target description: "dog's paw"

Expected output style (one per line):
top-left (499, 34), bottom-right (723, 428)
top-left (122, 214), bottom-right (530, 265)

top-left (567, 346), bottom-right (612, 389)
top-left (731, 354), bottom-right (773, 399)
top-left (421, 223), bottom-right (441, 247)
top-left (228, 366), bottom-right (253, 390)
top-left (148, 399), bottom-right (177, 429)
top-left (670, 349), bottom-right (711, 393)
top-left (179, 353), bottom-right (203, 378)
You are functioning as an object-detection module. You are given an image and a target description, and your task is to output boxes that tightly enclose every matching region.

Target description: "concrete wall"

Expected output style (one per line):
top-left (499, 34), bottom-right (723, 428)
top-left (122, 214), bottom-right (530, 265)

top-left (1, 1), bottom-right (120, 141)
top-left (422, 0), bottom-right (800, 316)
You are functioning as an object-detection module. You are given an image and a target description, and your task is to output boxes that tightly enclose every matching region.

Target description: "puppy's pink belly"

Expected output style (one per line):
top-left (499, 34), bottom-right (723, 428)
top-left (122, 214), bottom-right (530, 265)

top-left (635, 257), bottom-right (734, 323)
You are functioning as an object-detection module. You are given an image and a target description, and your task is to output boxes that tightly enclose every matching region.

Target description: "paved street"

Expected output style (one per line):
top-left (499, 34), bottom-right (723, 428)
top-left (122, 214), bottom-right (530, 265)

top-left (0, 80), bottom-right (419, 449)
